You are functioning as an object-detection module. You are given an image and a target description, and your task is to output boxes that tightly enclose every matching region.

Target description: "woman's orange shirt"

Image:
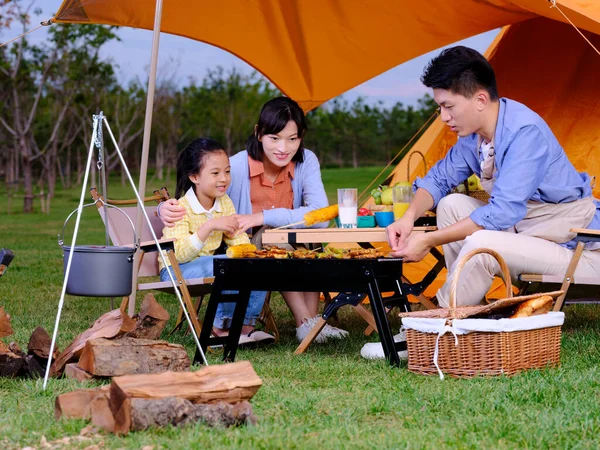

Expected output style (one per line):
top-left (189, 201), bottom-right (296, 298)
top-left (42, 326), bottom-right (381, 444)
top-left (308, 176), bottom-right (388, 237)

top-left (248, 156), bottom-right (294, 214)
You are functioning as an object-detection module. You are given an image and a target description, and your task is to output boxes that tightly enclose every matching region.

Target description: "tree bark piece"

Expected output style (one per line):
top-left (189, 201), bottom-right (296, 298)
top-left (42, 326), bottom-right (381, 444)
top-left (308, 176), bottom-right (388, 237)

top-left (110, 361), bottom-right (262, 434)
top-left (50, 309), bottom-right (135, 376)
top-left (55, 386), bottom-right (110, 420)
top-left (127, 397), bottom-right (255, 432)
top-left (0, 307), bottom-right (13, 338)
top-left (125, 294), bottom-right (170, 340)
top-left (64, 363), bottom-right (93, 382)
top-left (78, 337), bottom-right (190, 377)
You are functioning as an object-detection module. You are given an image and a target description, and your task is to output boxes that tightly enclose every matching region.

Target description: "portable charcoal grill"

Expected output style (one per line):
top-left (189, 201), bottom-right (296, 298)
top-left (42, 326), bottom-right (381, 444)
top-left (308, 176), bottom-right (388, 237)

top-left (196, 256), bottom-right (442, 366)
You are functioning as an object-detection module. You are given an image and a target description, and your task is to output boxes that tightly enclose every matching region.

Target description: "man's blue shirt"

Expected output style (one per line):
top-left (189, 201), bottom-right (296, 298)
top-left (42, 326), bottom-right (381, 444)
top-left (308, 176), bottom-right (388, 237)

top-left (414, 98), bottom-right (600, 248)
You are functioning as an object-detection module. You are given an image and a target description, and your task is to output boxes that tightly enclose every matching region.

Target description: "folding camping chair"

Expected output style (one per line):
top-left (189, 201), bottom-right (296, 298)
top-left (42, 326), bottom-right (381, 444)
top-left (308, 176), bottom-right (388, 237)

top-left (90, 187), bottom-right (210, 337)
top-left (90, 187), bottom-right (280, 341)
top-left (519, 228), bottom-right (600, 311)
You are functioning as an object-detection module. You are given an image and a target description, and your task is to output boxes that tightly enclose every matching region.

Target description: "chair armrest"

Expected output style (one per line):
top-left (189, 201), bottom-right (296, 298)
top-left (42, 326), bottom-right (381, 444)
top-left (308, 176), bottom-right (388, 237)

top-left (139, 237), bottom-right (176, 253)
top-left (570, 228), bottom-right (600, 242)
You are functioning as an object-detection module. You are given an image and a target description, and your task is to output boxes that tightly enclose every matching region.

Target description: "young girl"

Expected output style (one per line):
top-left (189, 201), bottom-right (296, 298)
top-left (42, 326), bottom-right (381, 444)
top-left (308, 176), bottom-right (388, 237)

top-left (159, 137), bottom-right (274, 346)
top-left (159, 98), bottom-right (348, 343)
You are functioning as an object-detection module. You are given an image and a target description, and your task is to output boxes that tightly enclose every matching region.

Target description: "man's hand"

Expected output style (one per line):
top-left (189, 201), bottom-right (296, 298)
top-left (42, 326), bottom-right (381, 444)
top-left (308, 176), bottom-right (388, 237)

top-left (160, 199), bottom-right (186, 227)
top-left (232, 213), bottom-right (264, 234)
top-left (386, 215), bottom-right (414, 252)
top-left (391, 232), bottom-right (432, 262)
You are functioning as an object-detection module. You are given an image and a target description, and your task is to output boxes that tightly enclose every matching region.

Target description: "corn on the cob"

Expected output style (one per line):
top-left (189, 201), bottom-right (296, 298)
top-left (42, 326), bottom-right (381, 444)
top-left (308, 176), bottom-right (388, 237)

top-left (303, 204), bottom-right (339, 226)
top-left (226, 243), bottom-right (257, 258)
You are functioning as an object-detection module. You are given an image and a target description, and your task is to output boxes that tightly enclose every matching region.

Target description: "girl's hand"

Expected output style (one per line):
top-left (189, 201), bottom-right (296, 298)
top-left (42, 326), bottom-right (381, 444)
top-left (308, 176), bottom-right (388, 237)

top-left (160, 199), bottom-right (186, 227)
top-left (232, 213), bottom-right (264, 233)
top-left (207, 216), bottom-right (240, 235)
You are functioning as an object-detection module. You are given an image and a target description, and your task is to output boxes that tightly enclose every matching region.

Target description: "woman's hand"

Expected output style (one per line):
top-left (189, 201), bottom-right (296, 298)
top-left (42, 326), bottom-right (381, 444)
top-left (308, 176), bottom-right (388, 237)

top-left (160, 199), bottom-right (186, 227)
top-left (232, 213), bottom-right (264, 233)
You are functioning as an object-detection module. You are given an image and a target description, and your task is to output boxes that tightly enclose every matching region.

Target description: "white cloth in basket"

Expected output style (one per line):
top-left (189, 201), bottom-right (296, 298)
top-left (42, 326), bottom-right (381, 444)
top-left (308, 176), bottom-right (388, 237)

top-left (401, 312), bottom-right (565, 379)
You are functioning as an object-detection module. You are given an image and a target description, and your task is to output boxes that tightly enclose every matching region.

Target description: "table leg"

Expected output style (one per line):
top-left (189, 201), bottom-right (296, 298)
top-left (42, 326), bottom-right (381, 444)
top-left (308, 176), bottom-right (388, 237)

top-left (367, 278), bottom-right (401, 367)
top-left (196, 283), bottom-right (222, 364)
top-left (222, 289), bottom-right (250, 362)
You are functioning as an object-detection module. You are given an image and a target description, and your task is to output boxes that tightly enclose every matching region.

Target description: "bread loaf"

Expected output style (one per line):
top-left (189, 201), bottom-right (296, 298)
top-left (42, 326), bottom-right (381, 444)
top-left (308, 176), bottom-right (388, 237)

top-left (509, 295), bottom-right (553, 319)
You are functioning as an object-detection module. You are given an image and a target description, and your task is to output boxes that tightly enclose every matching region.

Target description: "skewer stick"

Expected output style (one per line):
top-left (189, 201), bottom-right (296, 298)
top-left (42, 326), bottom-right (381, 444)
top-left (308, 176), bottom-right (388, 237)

top-left (273, 220), bottom-right (305, 230)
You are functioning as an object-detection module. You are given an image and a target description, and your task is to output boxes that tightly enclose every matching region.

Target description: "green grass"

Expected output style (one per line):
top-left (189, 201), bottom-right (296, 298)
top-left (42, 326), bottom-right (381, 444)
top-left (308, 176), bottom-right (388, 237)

top-left (1, 168), bottom-right (600, 449)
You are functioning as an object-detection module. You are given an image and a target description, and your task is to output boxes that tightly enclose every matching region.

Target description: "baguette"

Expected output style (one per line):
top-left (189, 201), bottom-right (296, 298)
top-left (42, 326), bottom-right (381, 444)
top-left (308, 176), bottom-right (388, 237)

top-left (509, 295), bottom-right (553, 319)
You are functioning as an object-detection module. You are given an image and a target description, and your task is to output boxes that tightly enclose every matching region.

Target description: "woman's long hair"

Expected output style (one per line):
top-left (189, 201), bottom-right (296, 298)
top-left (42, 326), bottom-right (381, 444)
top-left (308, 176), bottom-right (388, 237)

top-left (246, 96), bottom-right (307, 163)
top-left (175, 138), bottom-right (226, 199)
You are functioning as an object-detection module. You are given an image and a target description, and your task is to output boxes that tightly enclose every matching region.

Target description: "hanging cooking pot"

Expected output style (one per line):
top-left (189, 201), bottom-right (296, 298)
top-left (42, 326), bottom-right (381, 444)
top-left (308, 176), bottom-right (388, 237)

top-left (58, 202), bottom-right (138, 297)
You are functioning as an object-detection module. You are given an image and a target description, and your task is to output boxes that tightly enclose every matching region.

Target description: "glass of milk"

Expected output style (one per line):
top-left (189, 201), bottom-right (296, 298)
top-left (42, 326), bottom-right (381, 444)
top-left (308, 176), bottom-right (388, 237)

top-left (337, 188), bottom-right (358, 228)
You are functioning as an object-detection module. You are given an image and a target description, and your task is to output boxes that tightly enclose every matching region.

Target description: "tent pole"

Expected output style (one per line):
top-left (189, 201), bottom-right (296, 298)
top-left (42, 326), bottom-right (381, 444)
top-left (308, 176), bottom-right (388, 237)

top-left (128, 0), bottom-right (164, 316)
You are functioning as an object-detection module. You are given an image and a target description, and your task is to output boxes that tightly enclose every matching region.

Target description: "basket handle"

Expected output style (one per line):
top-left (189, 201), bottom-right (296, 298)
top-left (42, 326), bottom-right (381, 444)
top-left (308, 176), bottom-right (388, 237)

top-left (406, 150), bottom-right (427, 182)
top-left (449, 248), bottom-right (512, 310)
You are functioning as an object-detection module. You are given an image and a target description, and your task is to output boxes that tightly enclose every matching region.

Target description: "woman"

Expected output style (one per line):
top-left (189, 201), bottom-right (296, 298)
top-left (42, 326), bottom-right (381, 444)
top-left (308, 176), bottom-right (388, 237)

top-left (160, 97), bottom-right (348, 343)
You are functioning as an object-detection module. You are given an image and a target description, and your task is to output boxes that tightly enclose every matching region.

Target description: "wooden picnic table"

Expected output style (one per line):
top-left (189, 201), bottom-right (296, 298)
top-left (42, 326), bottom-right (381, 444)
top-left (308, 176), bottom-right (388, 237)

top-left (262, 226), bottom-right (437, 246)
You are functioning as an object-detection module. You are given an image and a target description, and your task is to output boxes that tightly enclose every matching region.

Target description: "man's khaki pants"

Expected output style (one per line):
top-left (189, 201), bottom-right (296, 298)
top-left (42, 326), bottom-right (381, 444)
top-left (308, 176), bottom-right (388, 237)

top-left (435, 194), bottom-right (600, 307)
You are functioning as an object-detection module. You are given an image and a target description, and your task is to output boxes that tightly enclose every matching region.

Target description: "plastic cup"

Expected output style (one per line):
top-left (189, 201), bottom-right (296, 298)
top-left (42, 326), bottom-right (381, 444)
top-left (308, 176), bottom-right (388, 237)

top-left (392, 185), bottom-right (413, 220)
top-left (337, 188), bottom-right (357, 228)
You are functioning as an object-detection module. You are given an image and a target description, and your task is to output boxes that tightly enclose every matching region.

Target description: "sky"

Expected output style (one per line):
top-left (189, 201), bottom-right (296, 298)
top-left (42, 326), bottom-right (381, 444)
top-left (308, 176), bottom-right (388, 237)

top-left (3, 0), bottom-right (500, 108)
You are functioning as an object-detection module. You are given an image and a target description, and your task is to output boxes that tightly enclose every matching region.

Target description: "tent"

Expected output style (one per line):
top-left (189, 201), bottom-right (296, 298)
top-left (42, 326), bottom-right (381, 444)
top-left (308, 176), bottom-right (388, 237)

top-left (52, 1), bottom-right (600, 300)
top-left (53, 1), bottom-right (600, 111)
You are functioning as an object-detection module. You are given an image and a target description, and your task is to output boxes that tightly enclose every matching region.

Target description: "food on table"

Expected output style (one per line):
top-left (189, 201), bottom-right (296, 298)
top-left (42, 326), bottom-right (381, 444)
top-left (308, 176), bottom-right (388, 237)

top-left (357, 207), bottom-right (371, 216)
top-left (226, 243), bottom-right (257, 258)
top-left (509, 295), bottom-right (553, 318)
top-left (380, 187), bottom-right (394, 205)
top-left (303, 204), bottom-right (339, 226)
top-left (370, 188), bottom-right (383, 205)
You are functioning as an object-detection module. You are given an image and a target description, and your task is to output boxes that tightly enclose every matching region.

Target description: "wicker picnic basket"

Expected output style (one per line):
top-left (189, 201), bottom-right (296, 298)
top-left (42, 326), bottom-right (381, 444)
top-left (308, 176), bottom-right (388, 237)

top-left (403, 248), bottom-right (563, 378)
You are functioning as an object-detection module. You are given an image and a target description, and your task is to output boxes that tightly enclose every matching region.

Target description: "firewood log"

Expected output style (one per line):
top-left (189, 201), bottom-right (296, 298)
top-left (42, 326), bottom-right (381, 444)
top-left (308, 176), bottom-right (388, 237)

top-left (0, 349), bottom-right (23, 377)
top-left (27, 327), bottom-right (58, 360)
top-left (55, 386), bottom-right (110, 420)
top-left (64, 363), bottom-right (93, 381)
top-left (78, 337), bottom-right (190, 377)
top-left (0, 307), bottom-right (12, 338)
top-left (50, 309), bottom-right (135, 377)
top-left (125, 294), bottom-right (170, 340)
top-left (126, 397), bottom-right (255, 432)
top-left (110, 361), bottom-right (262, 434)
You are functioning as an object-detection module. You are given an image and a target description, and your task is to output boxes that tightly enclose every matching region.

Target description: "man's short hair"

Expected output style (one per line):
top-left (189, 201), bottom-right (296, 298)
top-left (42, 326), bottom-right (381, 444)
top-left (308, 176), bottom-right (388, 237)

top-left (421, 46), bottom-right (499, 100)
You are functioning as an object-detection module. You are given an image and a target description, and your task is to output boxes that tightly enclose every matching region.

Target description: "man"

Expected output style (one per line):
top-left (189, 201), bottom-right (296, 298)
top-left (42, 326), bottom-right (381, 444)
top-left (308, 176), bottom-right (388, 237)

top-left (387, 45), bottom-right (600, 308)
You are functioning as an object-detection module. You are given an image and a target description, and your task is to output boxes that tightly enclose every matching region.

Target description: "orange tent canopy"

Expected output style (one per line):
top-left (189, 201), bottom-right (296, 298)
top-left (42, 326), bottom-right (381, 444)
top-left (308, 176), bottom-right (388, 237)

top-left (54, 0), bottom-right (600, 111)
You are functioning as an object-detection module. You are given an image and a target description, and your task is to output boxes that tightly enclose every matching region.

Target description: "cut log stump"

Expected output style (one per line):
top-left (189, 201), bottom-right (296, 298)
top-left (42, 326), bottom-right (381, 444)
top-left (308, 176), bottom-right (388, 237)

top-left (110, 360), bottom-right (262, 434)
top-left (78, 337), bottom-right (190, 377)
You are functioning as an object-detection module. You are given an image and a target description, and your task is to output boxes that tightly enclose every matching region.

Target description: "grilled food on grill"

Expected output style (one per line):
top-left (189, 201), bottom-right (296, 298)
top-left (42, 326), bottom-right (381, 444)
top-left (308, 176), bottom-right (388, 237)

top-left (303, 205), bottom-right (339, 226)
top-left (226, 243), bottom-right (257, 258)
